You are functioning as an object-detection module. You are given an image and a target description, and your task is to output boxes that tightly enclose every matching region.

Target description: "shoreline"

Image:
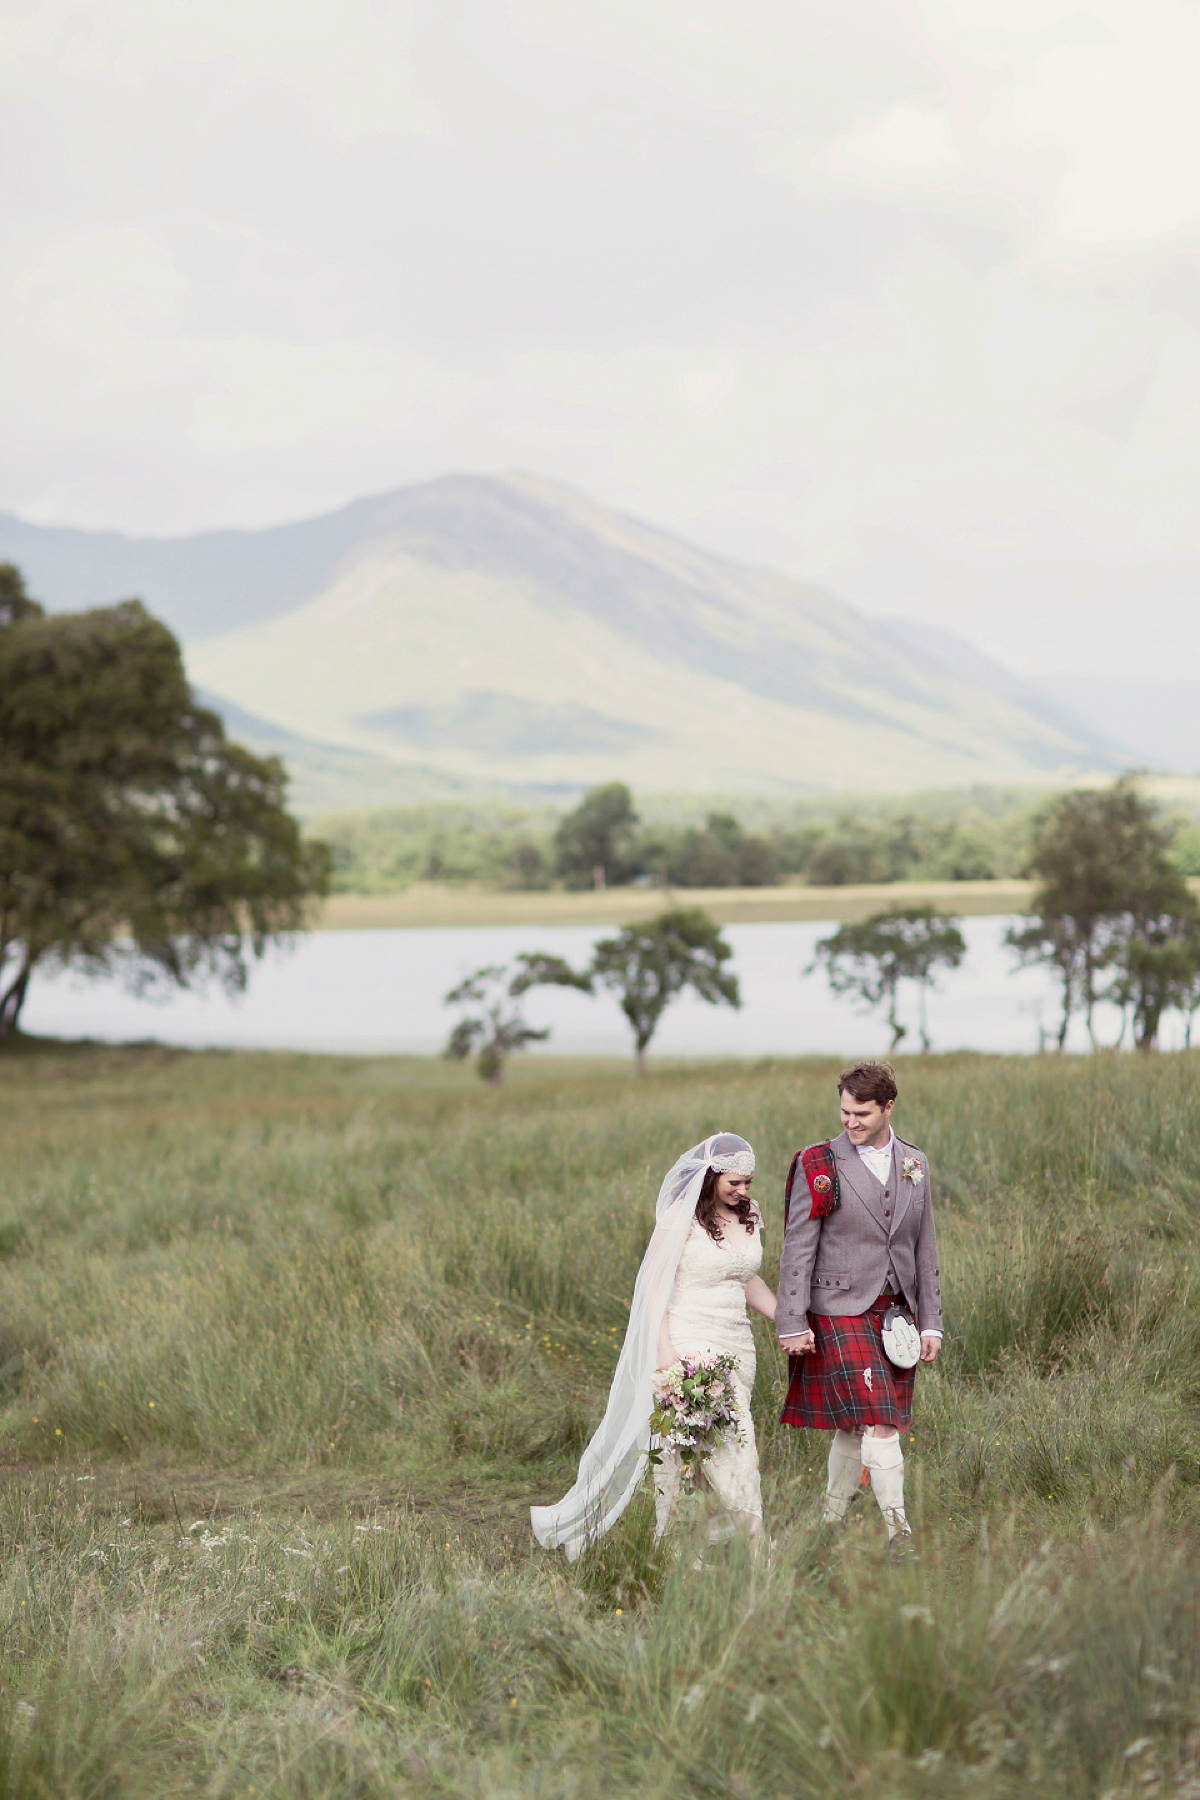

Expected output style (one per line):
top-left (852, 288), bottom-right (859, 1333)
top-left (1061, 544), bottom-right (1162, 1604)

top-left (314, 877), bottom-right (1036, 932)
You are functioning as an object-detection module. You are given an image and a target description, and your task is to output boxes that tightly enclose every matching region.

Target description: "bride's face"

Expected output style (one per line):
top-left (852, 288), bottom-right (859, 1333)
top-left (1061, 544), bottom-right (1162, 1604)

top-left (715, 1171), bottom-right (752, 1207)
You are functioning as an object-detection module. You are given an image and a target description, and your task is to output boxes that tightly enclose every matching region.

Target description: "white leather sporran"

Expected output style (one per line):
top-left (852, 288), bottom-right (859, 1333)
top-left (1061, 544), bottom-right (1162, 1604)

top-left (881, 1302), bottom-right (921, 1369)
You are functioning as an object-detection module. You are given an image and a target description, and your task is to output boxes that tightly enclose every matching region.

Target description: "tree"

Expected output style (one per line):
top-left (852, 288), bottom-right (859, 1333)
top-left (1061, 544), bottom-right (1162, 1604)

top-left (811, 907), bottom-right (966, 1053)
top-left (1007, 778), bottom-right (1198, 1051)
top-left (1106, 846), bottom-right (1200, 1052)
top-left (805, 817), bottom-right (895, 887)
top-left (590, 907), bottom-right (739, 1073)
top-left (1117, 931), bottom-right (1200, 1052)
top-left (669, 818), bottom-right (738, 889)
top-left (506, 839), bottom-right (552, 891)
top-left (1007, 913), bottom-right (1086, 1053)
top-left (664, 812), bottom-right (780, 889)
top-left (0, 568), bottom-right (329, 1039)
top-left (555, 783), bottom-right (638, 890)
top-left (804, 813), bottom-right (922, 887)
top-left (444, 953), bottom-right (592, 1083)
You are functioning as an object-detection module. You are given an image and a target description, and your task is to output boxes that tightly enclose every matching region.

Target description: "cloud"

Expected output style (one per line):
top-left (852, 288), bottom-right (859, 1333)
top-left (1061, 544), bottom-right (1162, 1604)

top-left (817, 105), bottom-right (957, 182)
top-left (0, 0), bottom-right (1197, 685)
top-left (1009, 5), bottom-right (1200, 245)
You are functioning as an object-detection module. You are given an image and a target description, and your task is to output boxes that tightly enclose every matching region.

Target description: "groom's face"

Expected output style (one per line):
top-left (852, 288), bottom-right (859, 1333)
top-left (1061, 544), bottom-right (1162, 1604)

top-left (840, 1092), bottom-right (894, 1146)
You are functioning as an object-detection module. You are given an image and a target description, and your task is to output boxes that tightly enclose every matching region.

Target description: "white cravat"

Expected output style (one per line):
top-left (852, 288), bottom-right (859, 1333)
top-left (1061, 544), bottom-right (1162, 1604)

top-left (855, 1129), bottom-right (894, 1185)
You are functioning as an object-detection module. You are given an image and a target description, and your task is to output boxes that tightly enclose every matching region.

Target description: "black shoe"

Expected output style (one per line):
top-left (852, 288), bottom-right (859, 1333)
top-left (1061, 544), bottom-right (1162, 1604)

top-left (888, 1530), bottom-right (919, 1566)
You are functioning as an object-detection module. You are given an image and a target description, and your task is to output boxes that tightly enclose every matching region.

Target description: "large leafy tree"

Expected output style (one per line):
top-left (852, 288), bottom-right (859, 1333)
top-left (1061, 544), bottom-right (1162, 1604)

top-left (811, 907), bottom-right (966, 1053)
top-left (590, 906), bottom-right (739, 1072)
top-left (0, 565), bottom-right (329, 1038)
top-left (1007, 778), bottom-right (1200, 1050)
top-left (554, 783), bottom-right (638, 890)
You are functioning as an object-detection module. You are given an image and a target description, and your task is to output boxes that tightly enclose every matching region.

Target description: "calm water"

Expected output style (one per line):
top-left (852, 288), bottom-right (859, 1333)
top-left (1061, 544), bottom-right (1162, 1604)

top-left (19, 916), bottom-right (1167, 1059)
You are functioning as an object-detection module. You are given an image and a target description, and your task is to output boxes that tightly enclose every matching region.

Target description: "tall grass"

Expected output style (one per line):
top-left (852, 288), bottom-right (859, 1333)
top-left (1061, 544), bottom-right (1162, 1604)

top-left (2, 1039), bottom-right (1200, 1793)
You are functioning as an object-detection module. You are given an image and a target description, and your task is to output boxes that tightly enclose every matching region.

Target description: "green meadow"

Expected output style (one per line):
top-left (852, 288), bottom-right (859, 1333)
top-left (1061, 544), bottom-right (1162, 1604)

top-left (2, 1040), bottom-right (1200, 1797)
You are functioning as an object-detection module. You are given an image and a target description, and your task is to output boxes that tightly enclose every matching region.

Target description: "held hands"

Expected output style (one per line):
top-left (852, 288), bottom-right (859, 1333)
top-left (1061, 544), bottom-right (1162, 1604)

top-left (777, 1331), bottom-right (942, 1361)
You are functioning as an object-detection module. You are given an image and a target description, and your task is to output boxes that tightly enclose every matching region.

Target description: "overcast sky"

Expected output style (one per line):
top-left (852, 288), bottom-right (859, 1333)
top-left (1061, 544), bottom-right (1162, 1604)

top-left (2, 0), bottom-right (1198, 681)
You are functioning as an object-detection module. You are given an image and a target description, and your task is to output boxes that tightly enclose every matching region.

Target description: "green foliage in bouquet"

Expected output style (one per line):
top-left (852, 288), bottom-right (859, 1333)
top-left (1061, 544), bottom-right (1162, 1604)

top-left (648, 1352), bottom-right (744, 1482)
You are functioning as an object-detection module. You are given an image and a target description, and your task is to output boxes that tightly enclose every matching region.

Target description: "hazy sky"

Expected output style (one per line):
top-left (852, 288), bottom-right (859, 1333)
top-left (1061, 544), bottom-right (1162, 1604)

top-left (3, 0), bottom-right (1198, 680)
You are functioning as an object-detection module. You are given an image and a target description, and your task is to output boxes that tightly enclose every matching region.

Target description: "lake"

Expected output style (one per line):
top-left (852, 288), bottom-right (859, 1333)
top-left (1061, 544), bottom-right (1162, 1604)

top-left (18, 916), bottom-right (1170, 1059)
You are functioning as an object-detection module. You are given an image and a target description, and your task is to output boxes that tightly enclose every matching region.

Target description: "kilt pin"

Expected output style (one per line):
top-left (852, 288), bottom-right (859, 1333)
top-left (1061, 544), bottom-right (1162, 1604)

top-left (776, 1133), bottom-right (942, 1437)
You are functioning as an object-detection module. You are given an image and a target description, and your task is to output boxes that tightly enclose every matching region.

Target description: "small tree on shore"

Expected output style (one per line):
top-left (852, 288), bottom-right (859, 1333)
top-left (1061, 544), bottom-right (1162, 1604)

top-left (590, 907), bottom-right (739, 1073)
top-left (1009, 777), bottom-right (1200, 1051)
top-left (444, 953), bottom-right (591, 1083)
top-left (1107, 856), bottom-right (1200, 1051)
top-left (1007, 912), bottom-right (1088, 1054)
top-left (811, 907), bottom-right (966, 1053)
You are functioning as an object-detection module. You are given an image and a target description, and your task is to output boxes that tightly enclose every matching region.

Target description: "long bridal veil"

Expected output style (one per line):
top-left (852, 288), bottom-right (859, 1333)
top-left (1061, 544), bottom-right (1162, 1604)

top-left (530, 1132), bottom-right (754, 1560)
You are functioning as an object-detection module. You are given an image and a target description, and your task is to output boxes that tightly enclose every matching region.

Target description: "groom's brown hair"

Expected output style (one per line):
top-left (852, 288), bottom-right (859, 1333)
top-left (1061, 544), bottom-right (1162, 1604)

top-left (837, 1061), bottom-right (898, 1106)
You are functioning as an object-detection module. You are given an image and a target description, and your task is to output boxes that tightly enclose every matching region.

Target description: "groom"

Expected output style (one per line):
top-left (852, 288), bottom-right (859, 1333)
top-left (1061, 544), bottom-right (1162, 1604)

top-left (776, 1062), bottom-right (942, 1562)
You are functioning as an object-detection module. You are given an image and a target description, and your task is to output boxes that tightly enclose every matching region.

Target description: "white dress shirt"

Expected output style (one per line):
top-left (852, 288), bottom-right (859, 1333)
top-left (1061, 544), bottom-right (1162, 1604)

top-left (855, 1129), bottom-right (895, 1186)
top-left (854, 1129), bottom-right (941, 1338)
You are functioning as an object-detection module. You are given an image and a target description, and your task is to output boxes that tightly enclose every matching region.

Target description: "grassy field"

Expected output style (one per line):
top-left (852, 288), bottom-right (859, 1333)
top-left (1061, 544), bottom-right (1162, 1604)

top-left (2, 1040), bottom-right (1200, 1796)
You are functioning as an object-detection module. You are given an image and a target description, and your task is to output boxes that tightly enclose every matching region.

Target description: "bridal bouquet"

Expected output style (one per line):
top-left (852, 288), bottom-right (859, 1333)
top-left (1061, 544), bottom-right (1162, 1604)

top-left (649, 1353), bottom-right (744, 1482)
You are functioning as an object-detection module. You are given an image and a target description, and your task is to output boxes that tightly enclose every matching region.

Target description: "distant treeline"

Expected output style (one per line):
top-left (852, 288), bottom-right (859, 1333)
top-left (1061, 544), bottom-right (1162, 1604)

top-left (311, 784), bottom-right (1200, 895)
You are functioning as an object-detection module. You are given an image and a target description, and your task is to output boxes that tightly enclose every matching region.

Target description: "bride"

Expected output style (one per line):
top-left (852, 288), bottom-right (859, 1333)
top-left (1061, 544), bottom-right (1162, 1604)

top-left (531, 1134), bottom-right (777, 1557)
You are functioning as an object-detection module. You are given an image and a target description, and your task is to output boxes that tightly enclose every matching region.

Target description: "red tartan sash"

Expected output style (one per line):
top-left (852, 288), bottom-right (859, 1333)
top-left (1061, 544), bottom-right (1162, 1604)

top-left (783, 1140), bottom-right (841, 1227)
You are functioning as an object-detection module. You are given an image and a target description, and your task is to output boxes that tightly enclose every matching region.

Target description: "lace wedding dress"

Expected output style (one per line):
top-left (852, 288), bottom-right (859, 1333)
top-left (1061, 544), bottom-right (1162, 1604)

top-left (531, 1133), bottom-right (757, 1561)
top-left (654, 1216), bottom-right (764, 1537)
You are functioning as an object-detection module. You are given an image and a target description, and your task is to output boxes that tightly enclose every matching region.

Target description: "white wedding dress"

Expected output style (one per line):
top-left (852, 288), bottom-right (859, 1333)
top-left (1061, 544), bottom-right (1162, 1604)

top-left (654, 1216), bottom-right (764, 1537)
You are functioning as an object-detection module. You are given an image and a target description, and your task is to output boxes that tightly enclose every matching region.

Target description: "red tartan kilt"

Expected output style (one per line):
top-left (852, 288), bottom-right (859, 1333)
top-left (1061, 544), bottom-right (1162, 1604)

top-left (780, 1295), bottom-right (916, 1433)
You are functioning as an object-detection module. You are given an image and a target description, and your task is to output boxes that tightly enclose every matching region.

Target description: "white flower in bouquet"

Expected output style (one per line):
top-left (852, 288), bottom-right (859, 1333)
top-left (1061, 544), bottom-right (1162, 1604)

top-left (648, 1351), bottom-right (744, 1483)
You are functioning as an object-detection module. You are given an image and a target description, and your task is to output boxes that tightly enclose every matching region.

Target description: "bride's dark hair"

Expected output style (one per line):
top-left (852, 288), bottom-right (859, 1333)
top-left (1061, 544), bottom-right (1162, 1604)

top-left (695, 1167), bottom-right (759, 1243)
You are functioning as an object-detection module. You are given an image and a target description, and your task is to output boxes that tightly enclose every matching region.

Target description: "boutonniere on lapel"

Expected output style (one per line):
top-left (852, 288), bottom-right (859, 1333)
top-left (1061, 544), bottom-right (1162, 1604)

top-left (901, 1157), bottom-right (923, 1185)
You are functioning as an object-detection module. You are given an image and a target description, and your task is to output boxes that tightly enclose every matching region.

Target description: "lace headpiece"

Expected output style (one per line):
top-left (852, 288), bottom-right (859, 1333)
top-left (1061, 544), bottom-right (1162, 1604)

top-left (709, 1134), bottom-right (755, 1178)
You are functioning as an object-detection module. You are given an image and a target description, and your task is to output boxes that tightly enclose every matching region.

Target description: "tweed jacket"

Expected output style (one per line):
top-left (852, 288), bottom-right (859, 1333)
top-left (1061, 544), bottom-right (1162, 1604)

top-left (775, 1130), bottom-right (942, 1339)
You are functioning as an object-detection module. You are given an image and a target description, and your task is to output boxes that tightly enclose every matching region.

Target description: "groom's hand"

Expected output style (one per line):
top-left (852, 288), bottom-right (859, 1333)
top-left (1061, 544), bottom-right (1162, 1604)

top-left (919, 1334), bottom-right (942, 1363)
top-left (779, 1331), bottom-right (815, 1356)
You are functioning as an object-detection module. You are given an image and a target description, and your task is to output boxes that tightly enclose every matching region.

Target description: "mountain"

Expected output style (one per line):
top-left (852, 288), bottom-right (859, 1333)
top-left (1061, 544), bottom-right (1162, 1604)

top-left (187, 690), bottom-right (472, 817)
top-left (1036, 677), bottom-right (1200, 776)
top-left (0, 473), bottom-right (1125, 797)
